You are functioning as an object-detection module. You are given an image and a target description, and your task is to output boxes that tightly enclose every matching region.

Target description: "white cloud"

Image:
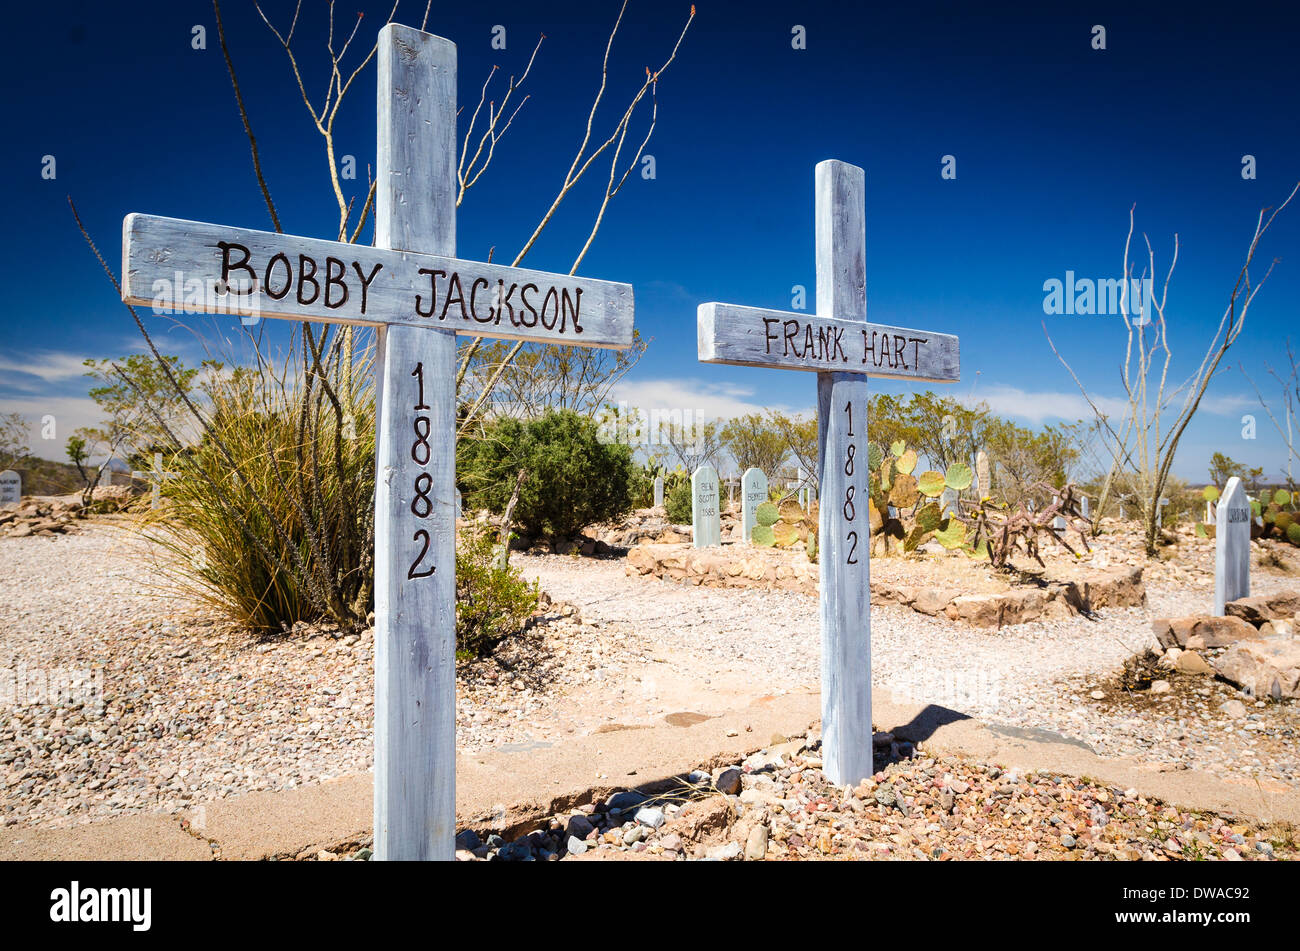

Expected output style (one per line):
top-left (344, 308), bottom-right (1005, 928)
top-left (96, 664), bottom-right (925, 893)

top-left (0, 350), bottom-right (93, 389)
top-left (609, 377), bottom-right (809, 421)
top-left (961, 383), bottom-right (1130, 425)
top-left (0, 395), bottom-right (103, 461)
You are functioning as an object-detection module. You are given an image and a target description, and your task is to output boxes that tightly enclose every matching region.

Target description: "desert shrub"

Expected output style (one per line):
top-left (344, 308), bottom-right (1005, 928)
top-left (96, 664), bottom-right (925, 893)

top-left (458, 410), bottom-right (634, 538)
top-left (455, 527), bottom-right (540, 658)
top-left (665, 478), bottom-right (692, 523)
top-left (146, 359), bottom-right (376, 634)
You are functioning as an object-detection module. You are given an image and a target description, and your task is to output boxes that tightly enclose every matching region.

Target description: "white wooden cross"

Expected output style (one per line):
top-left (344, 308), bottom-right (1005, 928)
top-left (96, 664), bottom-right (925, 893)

top-left (131, 452), bottom-right (179, 509)
top-left (120, 25), bottom-right (635, 860)
top-left (697, 160), bottom-right (959, 787)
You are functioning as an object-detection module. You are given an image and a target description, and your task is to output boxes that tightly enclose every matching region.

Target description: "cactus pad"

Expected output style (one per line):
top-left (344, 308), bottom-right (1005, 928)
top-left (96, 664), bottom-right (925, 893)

top-left (889, 473), bottom-right (919, 508)
top-left (756, 501), bottom-right (779, 527)
top-left (896, 449), bottom-right (917, 475)
top-left (934, 519), bottom-right (967, 549)
top-left (944, 462), bottom-right (973, 491)
top-left (917, 470), bottom-right (946, 498)
top-left (751, 524), bottom-right (775, 546)
top-left (1203, 485), bottom-right (1220, 502)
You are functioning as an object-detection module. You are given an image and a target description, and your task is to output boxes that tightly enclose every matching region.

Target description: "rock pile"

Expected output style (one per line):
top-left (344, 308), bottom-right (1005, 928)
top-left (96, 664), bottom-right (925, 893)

top-left (0, 498), bottom-right (83, 537)
top-left (451, 732), bottom-right (1295, 862)
top-left (1153, 590), bottom-right (1300, 699)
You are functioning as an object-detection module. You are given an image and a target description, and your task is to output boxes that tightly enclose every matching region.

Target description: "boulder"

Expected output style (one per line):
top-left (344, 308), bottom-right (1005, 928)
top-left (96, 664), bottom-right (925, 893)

top-left (1213, 638), bottom-right (1300, 699)
top-left (913, 587), bottom-right (958, 616)
top-left (1225, 591), bottom-right (1300, 627)
top-left (1151, 615), bottom-right (1257, 649)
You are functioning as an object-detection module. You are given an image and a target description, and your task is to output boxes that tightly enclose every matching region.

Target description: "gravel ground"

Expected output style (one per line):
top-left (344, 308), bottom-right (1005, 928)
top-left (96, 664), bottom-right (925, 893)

top-left (439, 732), bottom-right (1297, 862)
top-left (3, 521), bottom-right (1297, 832)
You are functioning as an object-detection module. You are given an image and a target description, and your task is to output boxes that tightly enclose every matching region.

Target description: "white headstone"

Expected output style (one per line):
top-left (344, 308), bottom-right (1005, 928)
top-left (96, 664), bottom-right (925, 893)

top-left (740, 467), bottom-right (768, 542)
top-left (0, 469), bottom-right (20, 505)
top-left (696, 160), bottom-right (960, 787)
top-left (691, 464), bottom-right (721, 547)
top-left (1213, 477), bottom-right (1250, 616)
top-left (975, 450), bottom-right (990, 497)
top-left (1157, 496), bottom-right (1170, 529)
top-left (941, 487), bottom-right (959, 520)
top-left (1052, 495), bottom-right (1066, 531)
top-left (118, 22), bottom-right (637, 862)
top-left (1080, 495), bottom-right (1090, 520)
top-left (653, 475), bottom-right (664, 509)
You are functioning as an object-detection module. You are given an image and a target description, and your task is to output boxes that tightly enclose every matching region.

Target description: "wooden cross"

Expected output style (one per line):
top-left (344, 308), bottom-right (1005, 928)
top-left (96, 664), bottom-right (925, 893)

top-left (120, 25), bottom-right (635, 860)
top-left (697, 160), bottom-right (959, 787)
top-left (131, 452), bottom-right (178, 509)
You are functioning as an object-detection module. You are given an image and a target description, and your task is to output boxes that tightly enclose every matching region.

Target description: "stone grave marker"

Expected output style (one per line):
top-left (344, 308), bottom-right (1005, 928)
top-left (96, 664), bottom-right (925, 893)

top-left (1052, 495), bottom-right (1066, 531)
top-left (1213, 476), bottom-right (1251, 616)
top-left (1080, 495), bottom-right (1090, 520)
top-left (131, 452), bottom-right (179, 509)
top-left (696, 160), bottom-right (959, 786)
top-left (741, 467), bottom-right (768, 542)
top-left (653, 475), bottom-right (664, 508)
top-left (119, 23), bottom-right (636, 861)
top-left (975, 450), bottom-right (990, 498)
top-left (1157, 496), bottom-right (1170, 529)
top-left (0, 469), bottom-right (20, 506)
top-left (691, 464), bottom-right (721, 547)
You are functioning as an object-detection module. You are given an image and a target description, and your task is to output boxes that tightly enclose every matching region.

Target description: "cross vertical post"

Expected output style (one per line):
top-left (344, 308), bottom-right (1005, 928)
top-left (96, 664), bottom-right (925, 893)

top-left (813, 161), bottom-right (872, 787)
top-left (372, 24), bottom-right (458, 862)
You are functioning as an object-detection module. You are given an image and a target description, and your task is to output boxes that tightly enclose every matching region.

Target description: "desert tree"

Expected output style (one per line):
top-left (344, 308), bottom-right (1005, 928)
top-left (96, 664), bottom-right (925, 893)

top-left (1242, 341), bottom-right (1300, 488)
top-left (1046, 184), bottom-right (1299, 555)
top-left (721, 411), bottom-right (790, 476)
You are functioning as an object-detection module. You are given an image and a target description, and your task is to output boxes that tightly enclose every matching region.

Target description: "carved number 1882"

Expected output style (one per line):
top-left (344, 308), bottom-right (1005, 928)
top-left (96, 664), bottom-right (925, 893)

top-left (407, 362), bottom-right (436, 579)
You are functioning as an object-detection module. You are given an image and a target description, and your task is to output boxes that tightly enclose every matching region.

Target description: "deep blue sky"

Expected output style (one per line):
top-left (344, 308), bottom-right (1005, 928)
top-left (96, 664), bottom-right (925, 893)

top-left (3, 0), bottom-right (1298, 480)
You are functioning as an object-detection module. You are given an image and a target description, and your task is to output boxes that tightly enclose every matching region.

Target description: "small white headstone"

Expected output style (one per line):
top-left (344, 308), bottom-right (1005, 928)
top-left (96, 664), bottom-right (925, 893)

top-left (741, 467), bottom-right (768, 542)
top-left (691, 464), bottom-right (721, 548)
top-left (940, 487), bottom-right (959, 519)
top-left (1080, 495), bottom-right (1090, 519)
top-left (0, 470), bottom-right (21, 505)
top-left (975, 450), bottom-right (990, 497)
top-left (1214, 477), bottom-right (1250, 616)
top-left (653, 475), bottom-right (664, 509)
top-left (1156, 496), bottom-right (1170, 529)
top-left (1052, 495), bottom-right (1066, 531)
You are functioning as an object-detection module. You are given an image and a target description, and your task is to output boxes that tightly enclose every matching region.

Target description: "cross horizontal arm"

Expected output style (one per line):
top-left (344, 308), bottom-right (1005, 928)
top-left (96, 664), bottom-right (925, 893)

top-left (122, 214), bottom-right (635, 350)
top-left (697, 302), bottom-right (959, 382)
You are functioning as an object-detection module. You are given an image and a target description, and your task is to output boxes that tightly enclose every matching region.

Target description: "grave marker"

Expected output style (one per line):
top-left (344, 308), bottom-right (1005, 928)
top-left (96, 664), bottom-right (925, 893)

top-left (131, 452), bottom-right (179, 510)
top-left (120, 24), bottom-right (635, 861)
top-left (1052, 495), bottom-right (1066, 531)
top-left (1080, 495), bottom-right (1090, 520)
top-left (697, 161), bottom-right (959, 786)
top-left (0, 469), bottom-right (20, 506)
top-left (741, 467), bottom-right (768, 542)
top-left (975, 450), bottom-right (990, 498)
top-left (653, 475), bottom-right (664, 509)
top-left (1213, 476), bottom-right (1250, 616)
top-left (1205, 499), bottom-right (1216, 525)
top-left (691, 464), bottom-right (721, 547)
top-left (1156, 496), bottom-right (1170, 529)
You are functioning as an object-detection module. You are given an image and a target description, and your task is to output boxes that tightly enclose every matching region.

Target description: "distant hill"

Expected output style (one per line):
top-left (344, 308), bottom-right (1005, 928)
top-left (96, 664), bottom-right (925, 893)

top-left (2, 457), bottom-right (83, 496)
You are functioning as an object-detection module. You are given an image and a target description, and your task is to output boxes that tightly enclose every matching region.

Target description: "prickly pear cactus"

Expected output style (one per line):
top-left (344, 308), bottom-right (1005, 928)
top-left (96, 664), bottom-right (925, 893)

top-left (863, 437), bottom-right (975, 556)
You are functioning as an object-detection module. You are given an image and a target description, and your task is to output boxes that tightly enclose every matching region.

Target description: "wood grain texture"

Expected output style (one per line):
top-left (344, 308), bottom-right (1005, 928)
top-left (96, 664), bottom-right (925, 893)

top-left (372, 23), bottom-right (458, 862)
top-left (697, 302), bottom-right (959, 382)
top-left (1214, 476), bottom-right (1251, 617)
top-left (815, 160), bottom-right (873, 788)
top-left (121, 214), bottom-right (634, 350)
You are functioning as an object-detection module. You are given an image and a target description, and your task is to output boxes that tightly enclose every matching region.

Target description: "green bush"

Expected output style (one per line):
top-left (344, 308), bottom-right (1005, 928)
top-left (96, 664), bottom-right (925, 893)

top-left (665, 478), bottom-right (693, 523)
top-left (458, 409), bottom-right (634, 538)
top-left (455, 527), bottom-right (539, 659)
